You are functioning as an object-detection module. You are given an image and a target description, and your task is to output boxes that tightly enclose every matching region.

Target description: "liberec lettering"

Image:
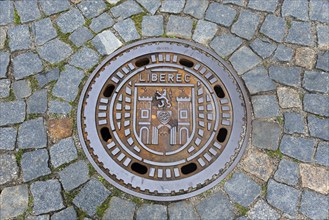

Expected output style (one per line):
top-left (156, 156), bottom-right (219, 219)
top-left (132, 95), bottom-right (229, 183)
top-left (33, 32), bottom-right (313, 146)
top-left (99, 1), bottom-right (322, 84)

top-left (139, 72), bottom-right (191, 83)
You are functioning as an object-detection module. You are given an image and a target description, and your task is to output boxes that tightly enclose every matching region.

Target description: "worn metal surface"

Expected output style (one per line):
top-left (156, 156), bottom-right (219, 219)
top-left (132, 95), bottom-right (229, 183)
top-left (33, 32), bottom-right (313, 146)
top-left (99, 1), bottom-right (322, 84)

top-left (77, 38), bottom-right (251, 201)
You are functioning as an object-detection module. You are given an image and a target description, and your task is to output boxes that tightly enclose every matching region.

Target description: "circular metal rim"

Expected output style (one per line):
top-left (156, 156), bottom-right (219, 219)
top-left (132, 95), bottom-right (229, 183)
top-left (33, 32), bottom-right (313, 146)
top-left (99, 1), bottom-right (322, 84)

top-left (77, 38), bottom-right (252, 201)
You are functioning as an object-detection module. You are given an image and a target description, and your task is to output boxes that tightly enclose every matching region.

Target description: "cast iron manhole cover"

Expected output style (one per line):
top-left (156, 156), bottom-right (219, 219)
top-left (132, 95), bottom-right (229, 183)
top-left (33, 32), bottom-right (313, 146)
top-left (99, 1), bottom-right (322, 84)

top-left (77, 38), bottom-right (251, 201)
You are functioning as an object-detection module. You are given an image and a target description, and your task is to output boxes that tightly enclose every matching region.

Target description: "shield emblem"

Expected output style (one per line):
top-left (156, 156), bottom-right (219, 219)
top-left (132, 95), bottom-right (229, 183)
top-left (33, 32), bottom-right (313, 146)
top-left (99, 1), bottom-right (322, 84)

top-left (157, 111), bottom-right (172, 125)
top-left (132, 82), bottom-right (196, 155)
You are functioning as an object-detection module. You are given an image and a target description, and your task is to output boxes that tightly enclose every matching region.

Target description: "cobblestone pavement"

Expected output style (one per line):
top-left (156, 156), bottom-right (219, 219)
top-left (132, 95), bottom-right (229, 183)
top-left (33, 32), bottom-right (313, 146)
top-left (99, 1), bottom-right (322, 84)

top-left (0, 0), bottom-right (328, 219)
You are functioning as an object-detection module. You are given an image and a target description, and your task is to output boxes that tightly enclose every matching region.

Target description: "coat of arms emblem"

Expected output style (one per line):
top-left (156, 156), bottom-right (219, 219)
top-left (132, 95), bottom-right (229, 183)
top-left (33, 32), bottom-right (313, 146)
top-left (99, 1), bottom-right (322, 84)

top-left (133, 81), bottom-right (196, 155)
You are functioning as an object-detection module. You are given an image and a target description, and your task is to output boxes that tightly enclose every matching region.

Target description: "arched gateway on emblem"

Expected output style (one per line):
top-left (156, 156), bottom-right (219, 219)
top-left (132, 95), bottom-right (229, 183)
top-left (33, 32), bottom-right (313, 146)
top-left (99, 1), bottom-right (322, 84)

top-left (77, 38), bottom-right (251, 201)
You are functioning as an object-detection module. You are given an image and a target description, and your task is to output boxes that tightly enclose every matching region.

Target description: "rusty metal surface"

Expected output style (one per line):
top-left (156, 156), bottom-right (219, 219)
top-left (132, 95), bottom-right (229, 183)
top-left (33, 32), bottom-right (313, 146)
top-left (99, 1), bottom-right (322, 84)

top-left (77, 38), bottom-right (252, 201)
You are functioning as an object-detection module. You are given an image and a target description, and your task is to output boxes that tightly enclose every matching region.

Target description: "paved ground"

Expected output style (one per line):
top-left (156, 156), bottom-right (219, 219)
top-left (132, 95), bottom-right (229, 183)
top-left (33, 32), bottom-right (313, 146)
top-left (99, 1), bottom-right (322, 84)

top-left (0, 0), bottom-right (328, 219)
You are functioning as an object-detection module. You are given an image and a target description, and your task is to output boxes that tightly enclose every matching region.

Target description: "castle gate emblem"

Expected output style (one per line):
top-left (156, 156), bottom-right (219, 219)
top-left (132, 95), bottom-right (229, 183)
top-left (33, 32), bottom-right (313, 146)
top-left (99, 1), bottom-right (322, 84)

top-left (133, 82), bottom-right (196, 155)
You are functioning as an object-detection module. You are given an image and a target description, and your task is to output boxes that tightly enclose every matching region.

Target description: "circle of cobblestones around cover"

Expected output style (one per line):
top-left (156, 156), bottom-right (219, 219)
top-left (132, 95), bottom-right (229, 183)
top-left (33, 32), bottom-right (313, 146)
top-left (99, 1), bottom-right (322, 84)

top-left (78, 38), bottom-right (251, 201)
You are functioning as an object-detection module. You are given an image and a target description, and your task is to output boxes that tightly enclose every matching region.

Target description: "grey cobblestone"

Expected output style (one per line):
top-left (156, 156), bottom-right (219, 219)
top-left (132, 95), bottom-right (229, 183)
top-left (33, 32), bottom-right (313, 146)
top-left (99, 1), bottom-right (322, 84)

top-left (39, 0), bottom-right (70, 16)
top-left (0, 51), bottom-right (10, 78)
top-left (167, 15), bottom-right (193, 39)
top-left (0, 79), bottom-right (10, 98)
top-left (8, 25), bottom-right (32, 51)
top-left (49, 137), bottom-right (78, 168)
top-left (18, 118), bottom-right (47, 149)
top-left (51, 207), bottom-right (77, 220)
top-left (196, 192), bottom-right (234, 219)
top-left (280, 135), bottom-right (315, 162)
top-left (317, 25), bottom-right (329, 50)
top-left (247, 200), bottom-right (280, 220)
top-left (114, 18), bottom-right (140, 42)
top-left (284, 112), bottom-right (305, 134)
top-left (316, 51), bottom-right (329, 72)
top-left (267, 179), bottom-right (300, 216)
top-left (300, 190), bottom-right (329, 220)
top-left (160, 0), bottom-right (185, 13)
top-left (248, 0), bottom-right (278, 12)
top-left (192, 20), bottom-right (217, 45)
top-left (250, 38), bottom-right (277, 59)
top-left (136, 0), bottom-right (160, 15)
top-left (111, 0), bottom-right (143, 19)
top-left (27, 89), bottom-right (48, 114)
top-left (104, 197), bottom-right (136, 220)
top-left (0, 1), bottom-right (14, 25)
top-left (309, 0), bottom-right (329, 23)
top-left (69, 27), bottom-right (93, 47)
top-left (260, 15), bottom-right (286, 43)
top-left (0, 184), bottom-right (29, 219)
top-left (315, 142), bottom-right (329, 167)
top-left (210, 33), bottom-right (242, 58)
top-left (308, 115), bottom-right (329, 141)
top-left (269, 66), bottom-right (301, 87)
top-left (230, 46), bottom-right (261, 75)
top-left (184, 0), bottom-right (209, 19)
top-left (251, 95), bottom-right (280, 118)
top-left (33, 18), bottom-right (57, 46)
top-left (59, 160), bottom-right (89, 191)
top-left (224, 172), bottom-right (261, 206)
top-left (15, 0), bottom-right (41, 23)
top-left (21, 149), bottom-right (51, 182)
top-left (0, 127), bottom-right (17, 150)
top-left (142, 15), bottom-right (164, 37)
top-left (48, 100), bottom-right (72, 115)
top-left (56, 9), bottom-right (85, 34)
top-left (0, 101), bottom-right (26, 126)
top-left (90, 13), bottom-right (114, 33)
top-left (13, 52), bottom-right (43, 80)
top-left (242, 67), bottom-right (276, 94)
top-left (69, 47), bottom-right (99, 70)
top-left (286, 21), bottom-right (314, 47)
top-left (77, 0), bottom-right (106, 18)
top-left (0, 154), bottom-right (19, 184)
top-left (304, 94), bottom-right (329, 117)
top-left (92, 30), bottom-right (122, 55)
top-left (136, 204), bottom-right (167, 220)
top-left (231, 10), bottom-right (260, 40)
top-left (36, 68), bottom-right (60, 88)
top-left (205, 3), bottom-right (237, 27)
top-left (38, 39), bottom-right (73, 64)
top-left (31, 180), bottom-right (65, 215)
top-left (252, 120), bottom-right (281, 150)
top-left (52, 65), bottom-right (84, 102)
top-left (0, 101), bottom-right (25, 126)
top-left (281, 0), bottom-right (308, 21)
top-left (273, 45), bottom-right (294, 62)
top-left (274, 159), bottom-right (299, 186)
top-left (13, 79), bottom-right (31, 99)
top-left (168, 201), bottom-right (198, 220)
top-left (73, 179), bottom-right (111, 216)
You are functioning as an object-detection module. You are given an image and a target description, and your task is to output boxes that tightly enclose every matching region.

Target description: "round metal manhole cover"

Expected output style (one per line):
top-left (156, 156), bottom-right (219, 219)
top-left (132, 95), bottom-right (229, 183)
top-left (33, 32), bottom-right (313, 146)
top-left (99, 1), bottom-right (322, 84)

top-left (77, 38), bottom-right (251, 201)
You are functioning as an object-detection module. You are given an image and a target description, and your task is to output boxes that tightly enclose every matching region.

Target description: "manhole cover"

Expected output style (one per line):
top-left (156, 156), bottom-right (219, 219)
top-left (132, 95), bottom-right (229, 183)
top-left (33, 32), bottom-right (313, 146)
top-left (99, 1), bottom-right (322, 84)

top-left (77, 38), bottom-right (251, 201)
